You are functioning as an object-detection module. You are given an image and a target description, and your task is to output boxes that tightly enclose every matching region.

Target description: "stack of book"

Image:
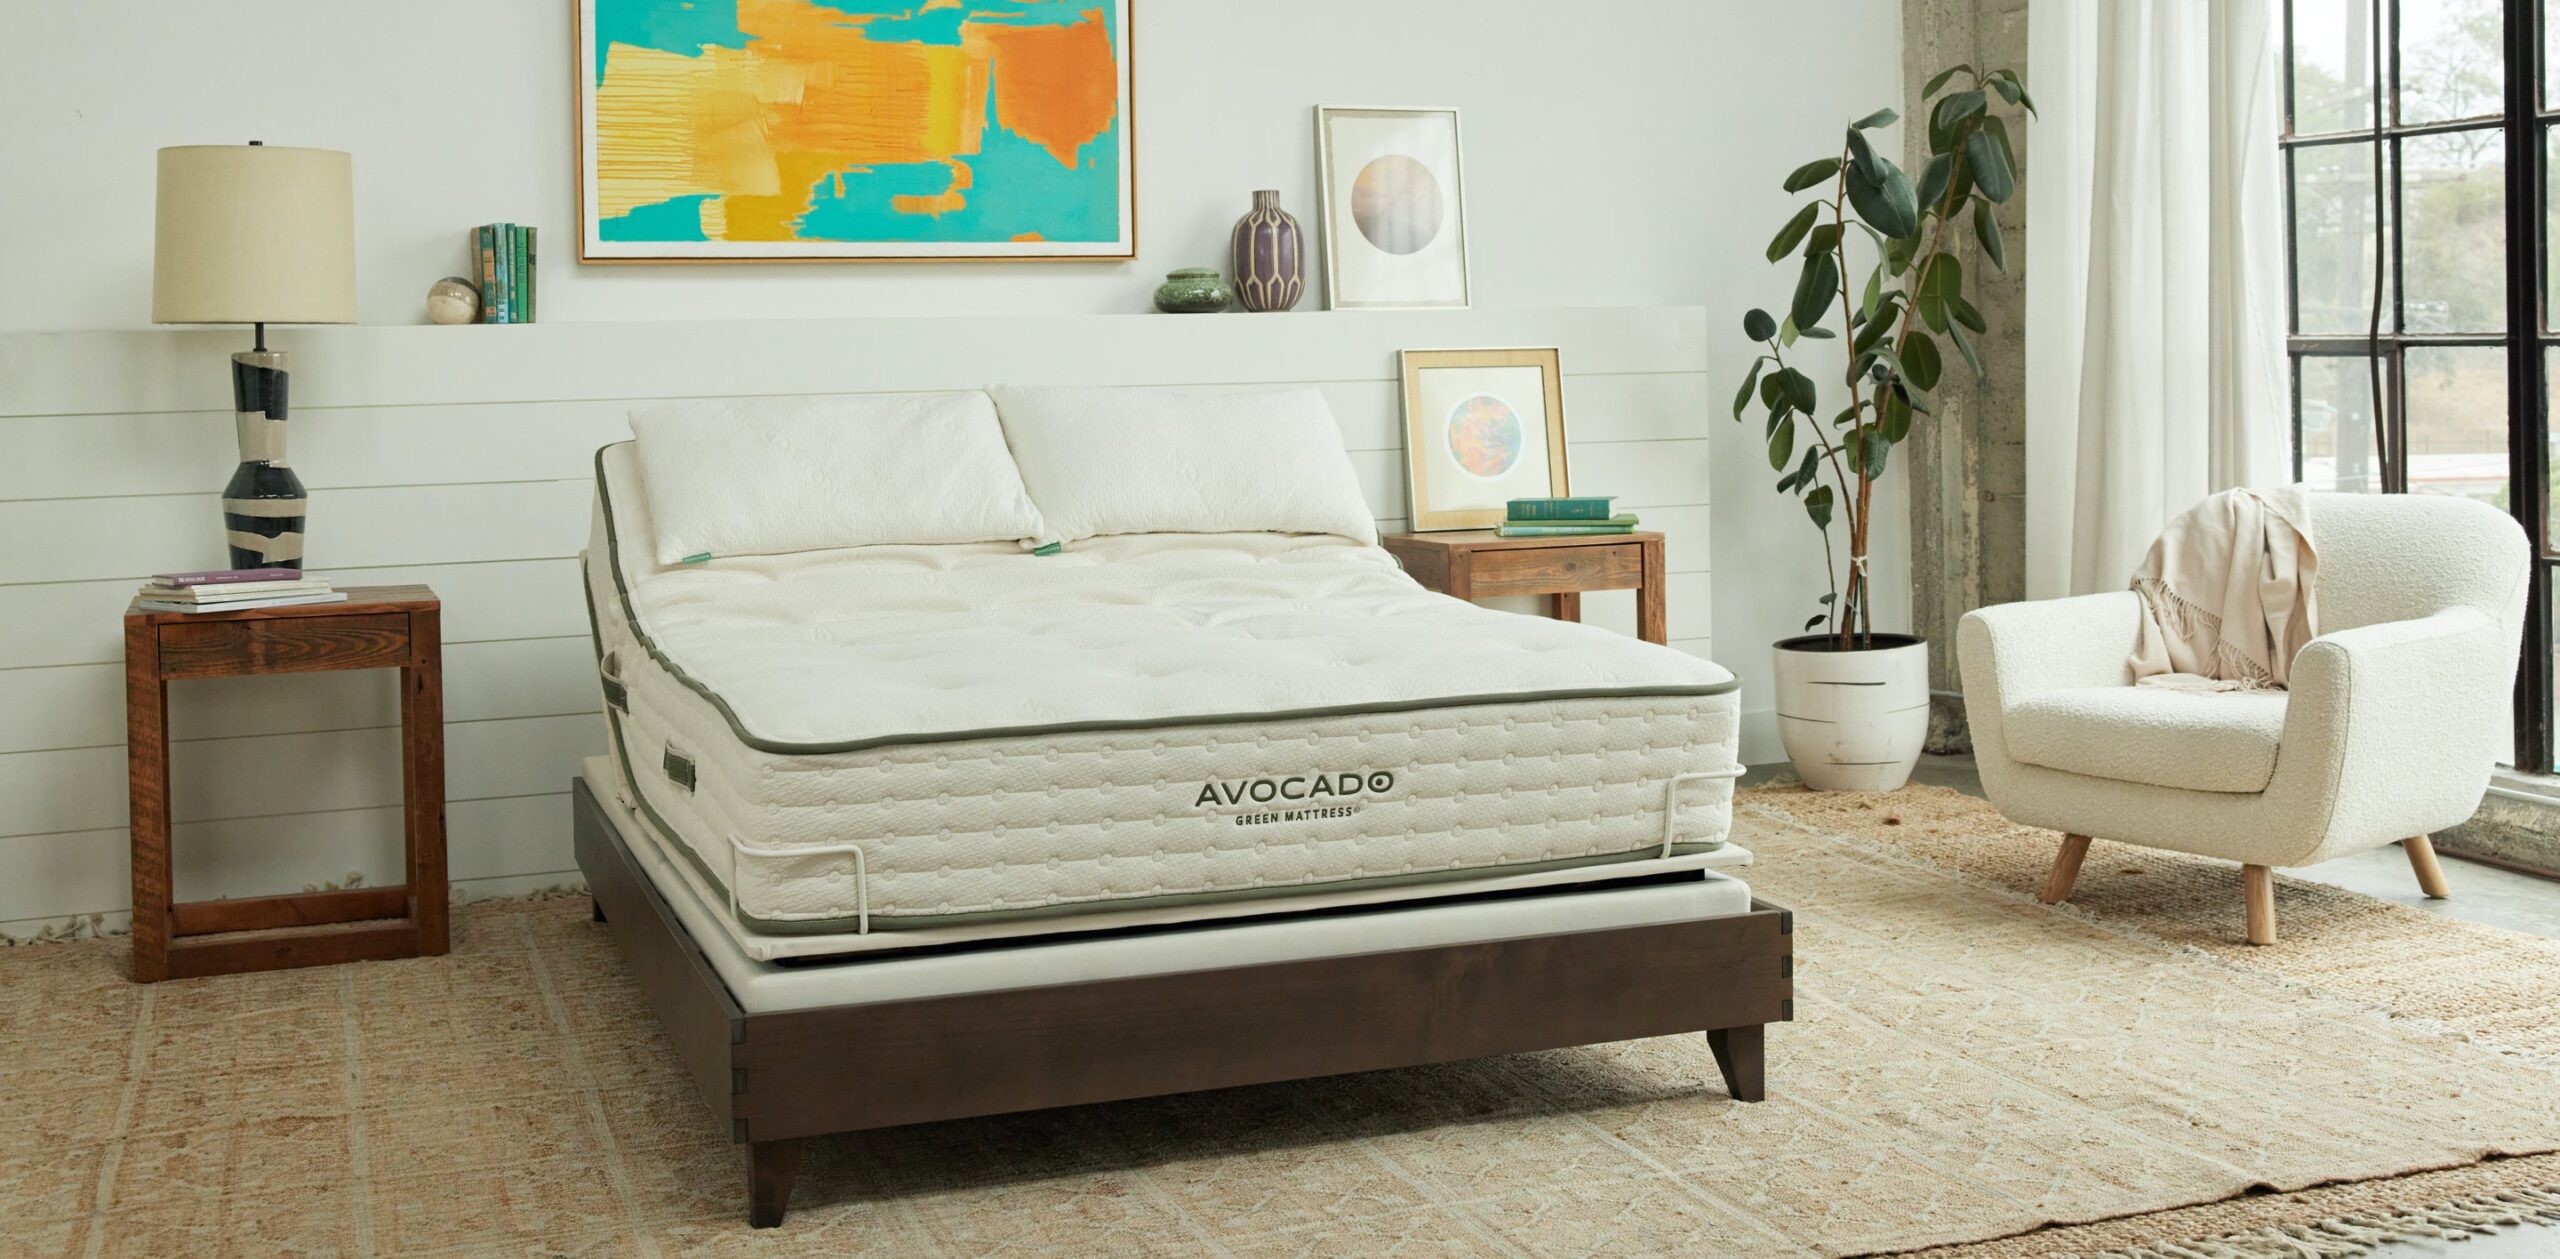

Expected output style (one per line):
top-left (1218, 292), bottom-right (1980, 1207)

top-left (135, 569), bottom-right (348, 614)
top-left (471, 223), bottom-right (538, 323)
top-left (1496, 496), bottom-right (1638, 537)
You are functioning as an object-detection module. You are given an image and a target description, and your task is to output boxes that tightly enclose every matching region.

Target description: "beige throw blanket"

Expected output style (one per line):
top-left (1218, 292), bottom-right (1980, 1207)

top-left (2128, 486), bottom-right (2318, 690)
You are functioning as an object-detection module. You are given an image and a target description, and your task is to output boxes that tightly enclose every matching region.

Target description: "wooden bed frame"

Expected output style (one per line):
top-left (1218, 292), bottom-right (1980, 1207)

top-left (571, 778), bottom-right (1794, 1228)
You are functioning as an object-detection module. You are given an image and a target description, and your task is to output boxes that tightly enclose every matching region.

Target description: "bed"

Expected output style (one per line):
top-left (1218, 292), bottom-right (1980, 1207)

top-left (574, 386), bottom-right (1793, 1226)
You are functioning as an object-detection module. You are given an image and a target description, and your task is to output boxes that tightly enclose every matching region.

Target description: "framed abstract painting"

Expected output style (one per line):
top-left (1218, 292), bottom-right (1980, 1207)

top-left (577, 0), bottom-right (1134, 262)
top-left (1315, 106), bottom-right (1469, 309)
top-left (1398, 348), bottom-right (1568, 531)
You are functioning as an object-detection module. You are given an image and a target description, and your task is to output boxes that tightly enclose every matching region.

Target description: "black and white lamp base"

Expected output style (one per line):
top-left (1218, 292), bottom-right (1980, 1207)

top-left (222, 345), bottom-right (306, 569)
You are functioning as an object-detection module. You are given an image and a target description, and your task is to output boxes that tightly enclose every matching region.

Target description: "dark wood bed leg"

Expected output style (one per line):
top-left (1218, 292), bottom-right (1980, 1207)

top-left (747, 1137), bottom-right (804, 1228)
top-left (590, 896), bottom-right (607, 923)
top-left (1707, 1024), bottom-right (1765, 1102)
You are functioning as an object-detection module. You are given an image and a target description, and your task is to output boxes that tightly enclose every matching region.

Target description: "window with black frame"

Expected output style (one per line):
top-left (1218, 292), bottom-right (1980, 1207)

top-left (2281, 0), bottom-right (2557, 774)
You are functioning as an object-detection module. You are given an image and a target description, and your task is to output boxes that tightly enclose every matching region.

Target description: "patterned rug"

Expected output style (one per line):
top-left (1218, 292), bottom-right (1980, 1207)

top-left (5, 787), bottom-right (2560, 1258)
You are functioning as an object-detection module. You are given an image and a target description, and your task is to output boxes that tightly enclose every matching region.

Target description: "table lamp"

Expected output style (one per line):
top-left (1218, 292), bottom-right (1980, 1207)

top-left (152, 142), bottom-right (356, 570)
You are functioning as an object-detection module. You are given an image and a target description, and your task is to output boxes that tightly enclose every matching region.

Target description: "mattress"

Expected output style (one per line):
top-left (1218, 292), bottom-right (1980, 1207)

top-left (584, 757), bottom-right (1758, 1000)
top-left (585, 442), bottom-right (1743, 950)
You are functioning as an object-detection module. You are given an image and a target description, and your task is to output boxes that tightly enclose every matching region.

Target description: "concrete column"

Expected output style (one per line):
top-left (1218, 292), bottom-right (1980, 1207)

top-left (1903, 0), bottom-right (2030, 752)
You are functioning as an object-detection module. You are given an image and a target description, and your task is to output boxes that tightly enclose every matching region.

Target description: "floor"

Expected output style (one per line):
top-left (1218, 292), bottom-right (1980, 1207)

top-left (1763, 754), bottom-right (2560, 1258)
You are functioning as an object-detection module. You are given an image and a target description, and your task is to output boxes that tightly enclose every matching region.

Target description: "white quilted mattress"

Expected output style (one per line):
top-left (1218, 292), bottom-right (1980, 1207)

top-left (585, 443), bottom-right (1742, 946)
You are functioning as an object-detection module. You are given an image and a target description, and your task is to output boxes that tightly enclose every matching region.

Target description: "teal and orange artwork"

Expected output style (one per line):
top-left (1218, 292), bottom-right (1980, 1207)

top-left (579, 0), bottom-right (1132, 260)
top-left (1445, 395), bottom-right (1526, 480)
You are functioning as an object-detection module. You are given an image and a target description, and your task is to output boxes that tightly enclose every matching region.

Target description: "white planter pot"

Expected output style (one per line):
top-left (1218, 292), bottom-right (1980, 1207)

top-left (1772, 633), bottom-right (1930, 792)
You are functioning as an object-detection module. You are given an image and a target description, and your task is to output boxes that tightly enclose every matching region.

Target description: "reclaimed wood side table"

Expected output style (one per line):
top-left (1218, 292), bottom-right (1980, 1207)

top-left (1380, 530), bottom-right (1669, 645)
top-left (124, 584), bottom-right (448, 982)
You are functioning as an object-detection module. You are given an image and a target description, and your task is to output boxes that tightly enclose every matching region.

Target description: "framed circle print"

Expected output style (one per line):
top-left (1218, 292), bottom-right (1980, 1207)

top-left (1398, 348), bottom-right (1568, 530)
top-left (1315, 106), bottom-right (1469, 309)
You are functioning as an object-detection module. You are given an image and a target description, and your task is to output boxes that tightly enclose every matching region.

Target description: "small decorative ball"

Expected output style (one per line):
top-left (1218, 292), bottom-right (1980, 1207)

top-left (427, 276), bottom-right (480, 326)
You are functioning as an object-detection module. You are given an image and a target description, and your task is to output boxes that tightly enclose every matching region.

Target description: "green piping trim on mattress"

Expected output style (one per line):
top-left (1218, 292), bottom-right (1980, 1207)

top-left (590, 442), bottom-right (1739, 758)
top-left (582, 556), bottom-right (1727, 936)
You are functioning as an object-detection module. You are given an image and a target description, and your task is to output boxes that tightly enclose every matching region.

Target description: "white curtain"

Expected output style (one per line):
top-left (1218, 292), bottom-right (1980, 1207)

top-left (2023, 0), bottom-right (2292, 599)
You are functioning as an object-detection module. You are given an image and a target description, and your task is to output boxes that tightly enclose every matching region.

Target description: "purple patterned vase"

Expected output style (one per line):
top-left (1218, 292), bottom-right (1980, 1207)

top-left (1230, 190), bottom-right (1305, 312)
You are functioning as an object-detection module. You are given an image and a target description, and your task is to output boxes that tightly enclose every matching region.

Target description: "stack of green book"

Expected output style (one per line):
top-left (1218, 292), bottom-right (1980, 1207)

top-left (1496, 497), bottom-right (1638, 537)
top-left (470, 223), bottom-right (539, 323)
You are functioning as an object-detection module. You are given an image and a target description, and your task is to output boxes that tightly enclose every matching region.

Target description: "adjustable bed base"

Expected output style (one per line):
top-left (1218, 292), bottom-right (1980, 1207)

top-left (573, 774), bottom-right (1794, 1227)
top-left (573, 389), bottom-right (1789, 1226)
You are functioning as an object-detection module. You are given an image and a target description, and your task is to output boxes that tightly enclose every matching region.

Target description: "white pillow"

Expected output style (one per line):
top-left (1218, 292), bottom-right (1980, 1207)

top-left (627, 392), bottom-right (1046, 565)
top-left (988, 385), bottom-right (1379, 543)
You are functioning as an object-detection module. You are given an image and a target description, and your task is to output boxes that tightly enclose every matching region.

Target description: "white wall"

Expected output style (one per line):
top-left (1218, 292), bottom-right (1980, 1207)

top-left (0, 2), bottom-right (1908, 932)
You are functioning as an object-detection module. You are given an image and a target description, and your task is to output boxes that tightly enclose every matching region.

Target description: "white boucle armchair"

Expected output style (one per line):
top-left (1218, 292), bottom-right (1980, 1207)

top-left (1957, 493), bottom-right (2532, 944)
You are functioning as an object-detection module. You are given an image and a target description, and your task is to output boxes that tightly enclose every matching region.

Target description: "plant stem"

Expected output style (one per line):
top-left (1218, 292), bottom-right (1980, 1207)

top-left (1827, 154), bottom-right (1869, 647)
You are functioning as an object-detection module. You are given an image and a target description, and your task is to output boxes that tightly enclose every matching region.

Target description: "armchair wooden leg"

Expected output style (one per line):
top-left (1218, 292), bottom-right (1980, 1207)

top-left (2040, 834), bottom-right (2093, 904)
top-left (2404, 835), bottom-right (2451, 899)
top-left (2243, 864), bottom-right (2276, 946)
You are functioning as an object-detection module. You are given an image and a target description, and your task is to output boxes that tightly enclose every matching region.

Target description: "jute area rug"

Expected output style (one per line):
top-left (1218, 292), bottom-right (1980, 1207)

top-left (5, 787), bottom-right (2560, 1258)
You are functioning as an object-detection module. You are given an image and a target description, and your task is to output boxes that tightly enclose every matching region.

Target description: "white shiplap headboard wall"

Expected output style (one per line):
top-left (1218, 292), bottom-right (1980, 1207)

top-left (0, 306), bottom-right (1713, 937)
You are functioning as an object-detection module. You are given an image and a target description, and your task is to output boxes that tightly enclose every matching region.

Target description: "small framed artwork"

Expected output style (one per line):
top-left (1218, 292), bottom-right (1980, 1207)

top-left (576, 0), bottom-right (1134, 263)
top-left (1399, 348), bottom-right (1568, 531)
top-left (1315, 106), bottom-right (1470, 309)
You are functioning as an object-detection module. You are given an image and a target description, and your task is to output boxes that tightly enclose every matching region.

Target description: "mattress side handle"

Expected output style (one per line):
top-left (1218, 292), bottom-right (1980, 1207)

top-left (1661, 767), bottom-right (1746, 858)
top-left (730, 833), bottom-right (871, 935)
top-left (600, 650), bottom-right (630, 713)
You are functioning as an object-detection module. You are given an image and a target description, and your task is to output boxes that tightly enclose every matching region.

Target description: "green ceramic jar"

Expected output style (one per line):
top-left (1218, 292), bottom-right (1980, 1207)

top-left (1153, 267), bottom-right (1233, 314)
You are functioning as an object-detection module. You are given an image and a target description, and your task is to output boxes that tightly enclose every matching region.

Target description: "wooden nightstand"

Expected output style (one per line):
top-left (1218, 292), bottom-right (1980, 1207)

top-left (123, 585), bottom-right (448, 982)
top-left (1381, 530), bottom-right (1669, 645)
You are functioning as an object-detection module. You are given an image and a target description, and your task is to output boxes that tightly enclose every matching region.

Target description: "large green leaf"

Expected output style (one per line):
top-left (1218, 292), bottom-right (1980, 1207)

top-left (1931, 89), bottom-right (1987, 135)
top-left (1968, 119), bottom-right (2015, 203)
top-left (1850, 107), bottom-right (1899, 130)
top-left (1731, 360), bottom-right (1765, 420)
top-left (1851, 301), bottom-right (1899, 355)
top-left (1902, 331), bottom-right (1942, 391)
top-left (1972, 199), bottom-right (2006, 271)
top-left (1796, 324), bottom-right (1838, 340)
top-left (1926, 249), bottom-right (1966, 298)
top-left (1921, 64), bottom-right (1973, 97)
top-left (1845, 127), bottom-right (1882, 180)
top-left (1806, 222), bottom-right (1842, 258)
top-left (1948, 292), bottom-right (1988, 334)
top-left (1796, 447), bottom-right (1822, 493)
top-left (1743, 307), bottom-right (1778, 341)
top-left (1948, 319), bottom-right (1984, 376)
top-left (1777, 366), bottom-right (1819, 413)
top-left (1987, 68), bottom-right (2037, 115)
top-left (1862, 427), bottom-right (1893, 478)
top-left (1859, 264), bottom-right (1884, 321)
top-left (1766, 202), bottom-right (1820, 263)
top-left (1760, 371), bottom-right (1788, 411)
top-left (1805, 484), bottom-right (1835, 529)
top-left (1767, 415), bottom-right (1795, 470)
top-left (1878, 388), bottom-right (1913, 442)
top-left (1915, 253), bottom-right (1964, 332)
top-left (1782, 157), bottom-right (1842, 193)
top-left (1844, 158), bottom-right (1920, 238)
top-left (1790, 251), bottom-right (1839, 332)
top-left (1914, 153), bottom-right (1953, 216)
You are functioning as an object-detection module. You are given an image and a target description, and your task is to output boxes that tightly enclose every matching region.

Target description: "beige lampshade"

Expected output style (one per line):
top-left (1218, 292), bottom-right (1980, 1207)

top-left (152, 145), bottom-right (356, 325)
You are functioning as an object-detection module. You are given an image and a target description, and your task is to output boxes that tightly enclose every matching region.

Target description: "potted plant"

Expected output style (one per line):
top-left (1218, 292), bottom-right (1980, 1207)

top-left (1735, 64), bottom-right (2033, 791)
